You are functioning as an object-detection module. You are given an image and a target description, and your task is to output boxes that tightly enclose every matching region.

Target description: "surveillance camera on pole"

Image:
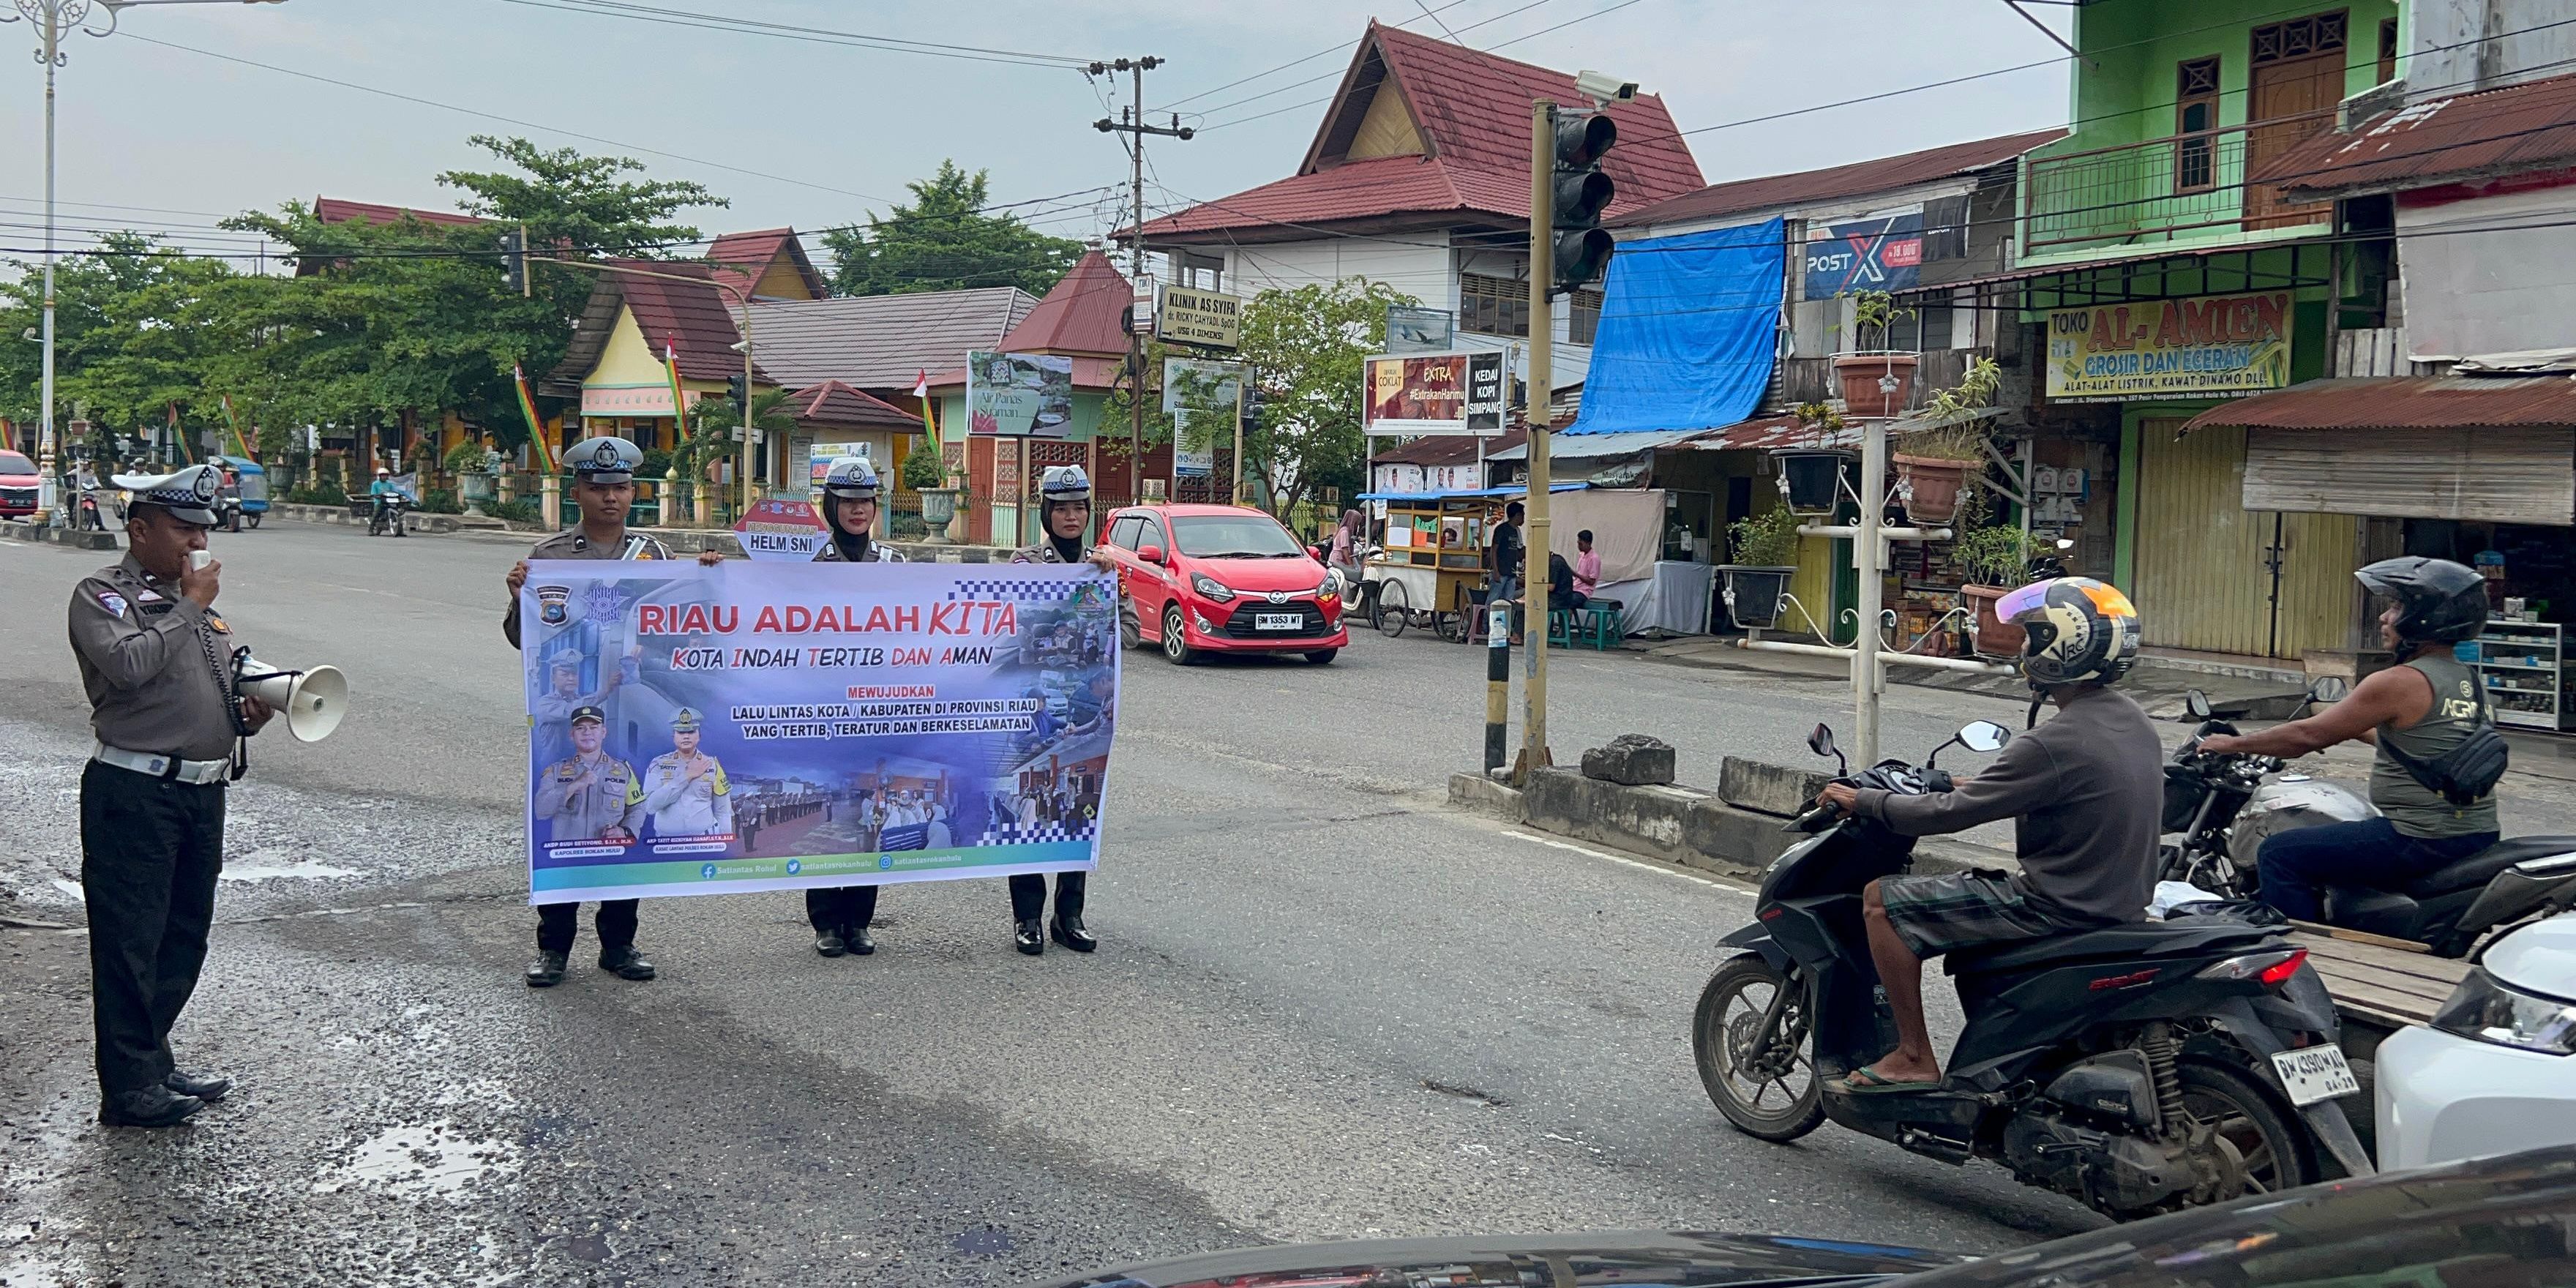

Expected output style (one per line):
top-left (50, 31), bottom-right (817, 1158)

top-left (1575, 70), bottom-right (1638, 104)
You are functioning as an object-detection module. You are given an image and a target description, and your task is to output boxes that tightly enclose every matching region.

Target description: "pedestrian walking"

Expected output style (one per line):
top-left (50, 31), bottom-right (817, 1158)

top-left (69, 463), bottom-right (277, 1127)
top-left (504, 435), bottom-right (724, 989)
top-left (1006, 465), bottom-right (1118, 956)
top-left (802, 456), bottom-right (906, 959)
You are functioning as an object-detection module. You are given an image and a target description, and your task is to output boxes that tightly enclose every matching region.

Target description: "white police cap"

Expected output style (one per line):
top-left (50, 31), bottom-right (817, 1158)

top-left (110, 463), bottom-right (224, 527)
top-left (1039, 464), bottom-right (1091, 503)
top-left (570, 435), bottom-right (645, 483)
top-left (820, 456), bottom-right (881, 501)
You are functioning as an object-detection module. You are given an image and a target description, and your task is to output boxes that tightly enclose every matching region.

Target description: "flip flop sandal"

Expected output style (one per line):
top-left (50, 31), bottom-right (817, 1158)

top-left (1834, 1066), bottom-right (1939, 1095)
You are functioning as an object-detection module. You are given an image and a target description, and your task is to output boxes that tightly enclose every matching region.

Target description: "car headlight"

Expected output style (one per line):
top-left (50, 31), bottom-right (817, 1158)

top-left (1317, 568), bottom-right (1343, 599)
top-left (2430, 967), bottom-right (2576, 1055)
top-left (1190, 573), bottom-right (1236, 602)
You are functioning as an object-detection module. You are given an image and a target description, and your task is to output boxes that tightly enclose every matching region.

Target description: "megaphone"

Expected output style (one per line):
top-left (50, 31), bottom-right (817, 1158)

top-left (232, 655), bottom-right (348, 742)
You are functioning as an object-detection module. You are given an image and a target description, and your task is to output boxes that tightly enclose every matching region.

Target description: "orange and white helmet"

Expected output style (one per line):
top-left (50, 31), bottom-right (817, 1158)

top-left (1995, 577), bottom-right (2141, 689)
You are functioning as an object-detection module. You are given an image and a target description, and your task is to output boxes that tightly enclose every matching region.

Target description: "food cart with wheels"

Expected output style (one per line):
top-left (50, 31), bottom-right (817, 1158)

top-left (1355, 483), bottom-right (1587, 641)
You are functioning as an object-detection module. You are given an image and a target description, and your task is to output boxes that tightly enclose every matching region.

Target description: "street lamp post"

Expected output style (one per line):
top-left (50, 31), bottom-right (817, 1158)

top-left (4, 0), bottom-right (286, 524)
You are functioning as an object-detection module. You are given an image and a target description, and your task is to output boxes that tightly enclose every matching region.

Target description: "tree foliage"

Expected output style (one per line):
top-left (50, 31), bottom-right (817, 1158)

top-left (437, 135), bottom-right (724, 258)
top-left (823, 161), bottom-right (1082, 298)
top-left (1235, 279), bottom-right (1413, 520)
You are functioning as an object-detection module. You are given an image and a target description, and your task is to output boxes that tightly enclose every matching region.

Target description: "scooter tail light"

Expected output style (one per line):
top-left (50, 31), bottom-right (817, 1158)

top-left (2195, 947), bottom-right (2307, 987)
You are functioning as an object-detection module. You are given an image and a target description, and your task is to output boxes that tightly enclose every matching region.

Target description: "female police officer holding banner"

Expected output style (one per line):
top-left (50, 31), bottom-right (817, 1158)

top-left (1006, 464), bottom-right (1118, 956)
top-left (802, 456), bottom-right (907, 957)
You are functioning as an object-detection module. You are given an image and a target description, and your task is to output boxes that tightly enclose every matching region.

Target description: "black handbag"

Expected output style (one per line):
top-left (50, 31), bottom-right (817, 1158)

top-left (2381, 667), bottom-right (2510, 808)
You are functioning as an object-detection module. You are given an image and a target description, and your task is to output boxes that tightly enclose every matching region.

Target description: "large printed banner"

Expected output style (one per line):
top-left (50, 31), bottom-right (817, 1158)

top-left (519, 561), bottom-right (1120, 905)
top-left (2045, 291), bottom-right (2293, 403)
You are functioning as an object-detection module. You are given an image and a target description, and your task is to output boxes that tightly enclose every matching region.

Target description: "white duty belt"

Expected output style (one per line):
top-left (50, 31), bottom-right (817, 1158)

top-left (94, 741), bottom-right (231, 786)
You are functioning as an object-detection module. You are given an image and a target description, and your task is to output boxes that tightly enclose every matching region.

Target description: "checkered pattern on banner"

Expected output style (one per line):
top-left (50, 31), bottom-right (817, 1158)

top-left (945, 576), bottom-right (1089, 604)
top-left (980, 820), bottom-right (1096, 846)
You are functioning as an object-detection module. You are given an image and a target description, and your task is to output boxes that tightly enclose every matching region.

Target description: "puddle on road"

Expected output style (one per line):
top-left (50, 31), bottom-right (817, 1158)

top-left (311, 1121), bottom-right (519, 1199)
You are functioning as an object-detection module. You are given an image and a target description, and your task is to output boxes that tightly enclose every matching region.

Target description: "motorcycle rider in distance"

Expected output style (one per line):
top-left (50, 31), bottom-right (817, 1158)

top-left (367, 467), bottom-right (410, 530)
top-left (1814, 578), bottom-right (2162, 1090)
top-left (2198, 557), bottom-right (2499, 924)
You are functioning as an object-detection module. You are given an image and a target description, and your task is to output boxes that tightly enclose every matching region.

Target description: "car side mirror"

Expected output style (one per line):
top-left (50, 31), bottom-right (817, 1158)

top-left (2308, 675), bottom-right (2350, 704)
top-left (1137, 544), bottom-right (1164, 566)
top-left (1958, 720), bottom-right (2010, 754)
top-left (2183, 689), bottom-right (2212, 720)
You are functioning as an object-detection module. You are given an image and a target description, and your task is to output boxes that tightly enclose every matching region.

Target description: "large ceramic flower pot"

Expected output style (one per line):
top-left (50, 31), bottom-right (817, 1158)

top-left (1833, 352), bottom-right (1920, 418)
top-left (918, 487), bottom-right (958, 544)
top-left (1770, 448), bottom-right (1853, 515)
top-left (1719, 565), bottom-right (1797, 630)
top-left (1892, 454), bottom-right (1971, 525)
top-left (1964, 583), bottom-right (2025, 659)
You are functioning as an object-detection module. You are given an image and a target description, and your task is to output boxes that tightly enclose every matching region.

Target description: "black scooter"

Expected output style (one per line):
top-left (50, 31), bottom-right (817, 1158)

top-left (1693, 719), bottom-right (2372, 1220)
top-left (368, 493), bottom-right (410, 537)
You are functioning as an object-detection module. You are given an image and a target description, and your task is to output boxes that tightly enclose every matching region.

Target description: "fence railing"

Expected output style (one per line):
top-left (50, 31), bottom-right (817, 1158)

top-left (2021, 112), bottom-right (2334, 252)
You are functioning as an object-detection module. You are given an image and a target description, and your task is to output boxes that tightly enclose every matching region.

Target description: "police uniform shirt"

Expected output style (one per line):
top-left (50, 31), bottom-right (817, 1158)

top-left (68, 555), bottom-right (244, 762)
top-left (812, 539), bottom-right (906, 564)
top-left (503, 529), bottom-right (673, 647)
top-left (534, 750), bottom-right (644, 839)
top-left (1008, 541), bottom-right (1073, 565)
top-left (643, 750), bottom-right (733, 836)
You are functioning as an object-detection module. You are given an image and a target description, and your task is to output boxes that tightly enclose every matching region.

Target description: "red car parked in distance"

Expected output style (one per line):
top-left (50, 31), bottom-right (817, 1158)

top-left (1103, 503), bottom-right (1349, 665)
top-left (0, 449), bottom-right (40, 521)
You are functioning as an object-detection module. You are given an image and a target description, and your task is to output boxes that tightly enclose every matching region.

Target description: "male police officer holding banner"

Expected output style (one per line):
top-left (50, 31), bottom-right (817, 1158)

top-left (1006, 464), bottom-right (1117, 957)
top-left (68, 463), bottom-right (277, 1127)
top-left (503, 435), bottom-right (724, 988)
top-left (804, 456), bottom-right (904, 958)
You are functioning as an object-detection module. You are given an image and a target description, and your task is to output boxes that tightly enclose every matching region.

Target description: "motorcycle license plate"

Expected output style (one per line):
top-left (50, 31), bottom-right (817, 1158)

top-left (1254, 612), bottom-right (1303, 631)
top-left (2269, 1046), bottom-right (2360, 1106)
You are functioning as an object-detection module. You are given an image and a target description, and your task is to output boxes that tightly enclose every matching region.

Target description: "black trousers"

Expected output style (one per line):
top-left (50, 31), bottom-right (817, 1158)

top-left (536, 900), bottom-right (638, 955)
top-left (79, 760), bottom-right (223, 1096)
top-left (1009, 871), bottom-right (1086, 923)
top-left (804, 885), bottom-right (880, 934)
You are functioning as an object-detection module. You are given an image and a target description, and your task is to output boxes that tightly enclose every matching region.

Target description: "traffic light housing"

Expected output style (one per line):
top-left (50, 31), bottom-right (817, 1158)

top-left (498, 228), bottom-right (527, 296)
top-left (1549, 110), bottom-right (1617, 293)
top-left (726, 373), bottom-right (750, 414)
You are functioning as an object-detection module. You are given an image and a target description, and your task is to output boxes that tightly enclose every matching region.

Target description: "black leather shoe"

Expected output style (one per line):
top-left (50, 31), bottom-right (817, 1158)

top-left (164, 1070), bottom-right (231, 1102)
top-left (847, 926), bottom-right (876, 956)
top-left (815, 931), bottom-right (847, 958)
top-left (599, 946), bottom-right (656, 981)
top-left (1014, 918), bottom-right (1045, 956)
top-left (525, 950), bottom-right (569, 988)
top-left (100, 1085), bottom-right (203, 1128)
top-left (1050, 915), bottom-right (1098, 953)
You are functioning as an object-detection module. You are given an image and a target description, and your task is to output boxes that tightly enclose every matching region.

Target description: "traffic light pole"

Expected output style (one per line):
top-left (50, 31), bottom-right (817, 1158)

top-left (1521, 98), bottom-right (1556, 779)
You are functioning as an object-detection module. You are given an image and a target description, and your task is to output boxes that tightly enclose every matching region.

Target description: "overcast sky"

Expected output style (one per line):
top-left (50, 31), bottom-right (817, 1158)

top-left (4, 1), bottom-right (2074, 269)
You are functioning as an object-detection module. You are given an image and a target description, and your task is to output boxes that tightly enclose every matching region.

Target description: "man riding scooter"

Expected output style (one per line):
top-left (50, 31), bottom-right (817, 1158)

top-left (368, 466), bottom-right (413, 531)
top-left (1814, 577), bottom-right (2163, 1090)
top-left (2198, 557), bottom-right (2501, 924)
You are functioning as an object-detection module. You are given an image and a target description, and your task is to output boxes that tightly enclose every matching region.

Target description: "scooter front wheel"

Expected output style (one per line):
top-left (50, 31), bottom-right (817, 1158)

top-left (1693, 954), bottom-right (1824, 1142)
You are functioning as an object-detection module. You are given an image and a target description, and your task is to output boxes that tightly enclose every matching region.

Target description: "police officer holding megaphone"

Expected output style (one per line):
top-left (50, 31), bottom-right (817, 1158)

top-left (67, 463), bottom-right (280, 1127)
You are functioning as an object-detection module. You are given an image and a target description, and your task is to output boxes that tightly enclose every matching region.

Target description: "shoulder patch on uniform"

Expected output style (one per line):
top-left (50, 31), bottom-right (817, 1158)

top-left (96, 591), bottom-right (128, 618)
top-left (206, 613), bottom-right (230, 634)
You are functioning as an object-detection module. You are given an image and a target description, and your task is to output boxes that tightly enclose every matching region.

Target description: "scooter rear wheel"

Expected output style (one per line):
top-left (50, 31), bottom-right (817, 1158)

top-left (1694, 954), bottom-right (1824, 1142)
top-left (2179, 1058), bottom-right (2316, 1197)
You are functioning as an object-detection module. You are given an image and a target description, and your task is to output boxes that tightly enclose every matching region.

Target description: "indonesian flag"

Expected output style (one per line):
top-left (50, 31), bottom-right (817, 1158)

top-left (912, 369), bottom-right (929, 399)
top-left (514, 364), bottom-right (555, 472)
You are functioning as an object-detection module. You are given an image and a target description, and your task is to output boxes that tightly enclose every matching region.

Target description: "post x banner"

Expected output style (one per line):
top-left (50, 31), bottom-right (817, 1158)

top-left (518, 561), bottom-right (1120, 905)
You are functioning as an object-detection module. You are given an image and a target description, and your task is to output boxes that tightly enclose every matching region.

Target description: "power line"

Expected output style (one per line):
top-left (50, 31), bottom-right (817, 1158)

top-left (488, 0), bottom-right (1093, 70)
top-left (1161, 0), bottom-right (1479, 111)
top-left (1188, 0), bottom-right (1569, 124)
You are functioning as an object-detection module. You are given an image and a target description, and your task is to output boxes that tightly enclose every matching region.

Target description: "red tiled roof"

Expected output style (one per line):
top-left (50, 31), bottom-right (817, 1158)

top-left (705, 227), bottom-right (828, 300)
top-left (2181, 375), bottom-right (2576, 432)
top-left (2260, 72), bottom-right (2576, 200)
top-left (1139, 22), bottom-right (1702, 242)
top-left (312, 197), bottom-right (491, 230)
top-left (607, 259), bottom-right (771, 383)
top-left (1612, 128), bottom-right (2066, 229)
top-left (787, 379), bottom-right (918, 430)
top-left (995, 251), bottom-right (1131, 358)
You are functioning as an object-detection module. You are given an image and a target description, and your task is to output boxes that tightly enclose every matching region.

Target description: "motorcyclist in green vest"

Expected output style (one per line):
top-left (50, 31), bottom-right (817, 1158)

top-left (2199, 557), bottom-right (2501, 921)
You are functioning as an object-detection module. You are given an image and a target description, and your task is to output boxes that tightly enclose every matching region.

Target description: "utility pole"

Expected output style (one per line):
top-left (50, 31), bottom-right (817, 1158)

top-left (1522, 99), bottom-right (1557, 778)
top-left (1093, 56), bottom-right (1188, 511)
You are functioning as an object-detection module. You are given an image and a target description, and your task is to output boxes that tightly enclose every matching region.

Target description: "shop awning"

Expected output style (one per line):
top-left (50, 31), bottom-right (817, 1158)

top-left (2189, 377), bottom-right (2576, 526)
top-left (1480, 427), bottom-right (1716, 462)
top-left (1355, 482), bottom-right (1592, 503)
top-left (1680, 414), bottom-right (1854, 452)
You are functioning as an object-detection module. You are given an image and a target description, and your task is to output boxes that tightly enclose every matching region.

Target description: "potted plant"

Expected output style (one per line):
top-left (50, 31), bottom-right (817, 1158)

top-left (1832, 290), bottom-right (1919, 417)
top-left (1955, 522), bottom-right (2037, 659)
top-left (1891, 356), bottom-right (2001, 525)
top-left (902, 441), bottom-right (955, 544)
top-left (1769, 400), bottom-right (1852, 516)
top-left (443, 439), bottom-right (499, 517)
top-left (1718, 506), bottom-right (1804, 630)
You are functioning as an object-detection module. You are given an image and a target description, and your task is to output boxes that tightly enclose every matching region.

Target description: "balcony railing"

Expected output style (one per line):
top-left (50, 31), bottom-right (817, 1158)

top-left (2021, 110), bottom-right (2334, 254)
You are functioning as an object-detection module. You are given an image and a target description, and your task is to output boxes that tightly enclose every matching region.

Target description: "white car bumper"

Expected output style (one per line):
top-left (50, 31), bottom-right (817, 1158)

top-left (2376, 1021), bottom-right (2576, 1171)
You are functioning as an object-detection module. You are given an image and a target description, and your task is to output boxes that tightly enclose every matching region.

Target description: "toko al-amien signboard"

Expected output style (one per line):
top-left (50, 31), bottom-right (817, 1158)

top-left (2045, 291), bottom-right (2294, 403)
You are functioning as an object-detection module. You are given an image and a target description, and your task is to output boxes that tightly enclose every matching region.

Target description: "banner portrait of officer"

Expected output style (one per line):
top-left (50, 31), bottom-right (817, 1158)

top-left (534, 707), bottom-right (644, 844)
top-left (643, 706), bottom-right (733, 841)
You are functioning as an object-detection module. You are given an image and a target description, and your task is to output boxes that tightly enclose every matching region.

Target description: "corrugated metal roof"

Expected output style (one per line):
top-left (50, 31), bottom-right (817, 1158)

top-left (749, 287), bottom-right (1036, 391)
top-left (312, 197), bottom-right (490, 229)
top-left (787, 380), bottom-right (918, 431)
top-left (1611, 128), bottom-right (2066, 230)
top-left (2261, 71), bottom-right (2576, 199)
top-left (1482, 427), bottom-right (1717, 462)
top-left (2181, 375), bottom-right (2576, 432)
top-left (613, 260), bottom-right (768, 383)
top-left (1680, 414), bottom-right (1857, 452)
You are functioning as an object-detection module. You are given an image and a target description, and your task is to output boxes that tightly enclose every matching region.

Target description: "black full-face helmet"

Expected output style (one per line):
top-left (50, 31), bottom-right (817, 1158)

top-left (2356, 556), bottom-right (2487, 645)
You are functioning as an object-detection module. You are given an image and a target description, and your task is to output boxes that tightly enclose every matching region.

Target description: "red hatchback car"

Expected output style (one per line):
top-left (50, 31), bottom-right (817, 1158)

top-left (1104, 503), bottom-right (1349, 664)
top-left (0, 449), bottom-right (39, 521)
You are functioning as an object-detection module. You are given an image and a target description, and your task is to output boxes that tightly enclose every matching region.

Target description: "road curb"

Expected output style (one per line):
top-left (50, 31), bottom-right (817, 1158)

top-left (0, 520), bottom-right (116, 550)
top-left (260, 507), bottom-right (1016, 564)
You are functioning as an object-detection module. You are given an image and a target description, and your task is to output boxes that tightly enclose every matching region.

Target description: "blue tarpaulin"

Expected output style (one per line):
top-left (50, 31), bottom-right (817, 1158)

top-left (1564, 217), bottom-right (1784, 437)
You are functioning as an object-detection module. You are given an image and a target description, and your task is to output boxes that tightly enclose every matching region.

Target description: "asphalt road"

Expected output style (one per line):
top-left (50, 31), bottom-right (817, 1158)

top-left (1, 517), bottom-right (2540, 1286)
